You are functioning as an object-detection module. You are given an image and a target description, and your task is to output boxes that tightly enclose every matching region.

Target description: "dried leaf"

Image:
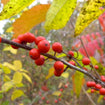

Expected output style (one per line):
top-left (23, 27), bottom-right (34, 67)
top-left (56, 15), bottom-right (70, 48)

top-left (1, 0), bottom-right (10, 6)
top-left (13, 4), bottom-right (50, 38)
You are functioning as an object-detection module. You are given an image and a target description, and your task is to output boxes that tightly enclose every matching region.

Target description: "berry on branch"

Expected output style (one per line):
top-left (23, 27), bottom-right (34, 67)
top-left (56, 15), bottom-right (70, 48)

top-left (82, 57), bottom-right (90, 65)
top-left (35, 55), bottom-right (45, 66)
top-left (29, 48), bottom-right (40, 60)
top-left (52, 42), bottom-right (63, 53)
top-left (38, 40), bottom-right (50, 53)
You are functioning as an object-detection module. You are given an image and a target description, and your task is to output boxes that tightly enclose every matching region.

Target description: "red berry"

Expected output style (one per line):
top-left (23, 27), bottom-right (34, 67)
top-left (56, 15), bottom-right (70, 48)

top-left (100, 88), bottom-right (105, 95)
top-left (41, 85), bottom-right (49, 91)
top-left (46, 100), bottom-right (50, 104)
top-left (38, 40), bottom-right (50, 53)
top-left (91, 89), bottom-right (95, 93)
top-left (86, 81), bottom-right (96, 87)
top-left (35, 55), bottom-right (45, 66)
top-left (69, 61), bottom-right (75, 66)
top-left (29, 48), bottom-right (40, 60)
top-left (54, 61), bottom-right (64, 72)
top-left (68, 51), bottom-right (74, 57)
top-left (35, 36), bottom-right (45, 45)
top-left (64, 84), bottom-right (68, 88)
top-left (24, 32), bottom-right (36, 43)
top-left (94, 65), bottom-right (99, 69)
top-left (54, 99), bottom-right (58, 103)
top-left (95, 84), bottom-right (102, 89)
top-left (58, 98), bottom-right (61, 101)
top-left (60, 88), bottom-right (63, 92)
top-left (59, 94), bottom-right (61, 97)
top-left (11, 39), bottom-right (21, 49)
top-left (41, 96), bottom-right (45, 100)
top-left (0, 37), bottom-right (1, 43)
top-left (82, 57), bottom-right (90, 65)
top-left (18, 34), bottom-right (25, 43)
top-left (54, 71), bottom-right (62, 77)
top-left (52, 42), bottom-right (62, 53)
top-left (101, 76), bottom-right (105, 82)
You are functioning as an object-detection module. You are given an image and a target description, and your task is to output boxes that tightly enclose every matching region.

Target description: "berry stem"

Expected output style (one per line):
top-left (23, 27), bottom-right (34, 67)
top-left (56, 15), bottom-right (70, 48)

top-left (1, 37), bottom-right (105, 86)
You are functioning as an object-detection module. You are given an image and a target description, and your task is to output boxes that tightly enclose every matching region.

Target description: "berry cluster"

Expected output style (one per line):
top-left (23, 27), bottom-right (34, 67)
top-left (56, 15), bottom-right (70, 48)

top-left (86, 75), bottom-right (105, 98)
top-left (10, 33), bottom-right (97, 77)
top-left (38, 82), bottom-right (69, 104)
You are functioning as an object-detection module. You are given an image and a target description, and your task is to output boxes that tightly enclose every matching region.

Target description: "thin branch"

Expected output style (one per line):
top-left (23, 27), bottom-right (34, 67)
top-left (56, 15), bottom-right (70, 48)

top-left (79, 37), bottom-right (101, 79)
top-left (1, 37), bottom-right (105, 87)
top-left (82, 86), bottom-right (96, 105)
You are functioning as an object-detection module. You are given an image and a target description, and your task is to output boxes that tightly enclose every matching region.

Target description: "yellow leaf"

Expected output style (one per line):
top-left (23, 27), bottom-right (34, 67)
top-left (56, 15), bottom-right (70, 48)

top-left (90, 57), bottom-right (98, 65)
top-left (11, 89), bottom-right (24, 101)
top-left (44, 0), bottom-right (77, 32)
top-left (97, 95), bottom-right (104, 103)
top-left (19, 103), bottom-right (24, 105)
top-left (61, 72), bottom-right (69, 78)
top-left (13, 4), bottom-right (50, 38)
top-left (2, 66), bottom-right (11, 74)
top-left (0, 0), bottom-right (35, 20)
top-left (22, 73), bottom-right (32, 83)
top-left (72, 71), bottom-right (84, 98)
top-left (3, 46), bottom-right (17, 54)
top-left (20, 69), bottom-right (29, 73)
top-left (52, 91), bottom-right (61, 96)
top-left (1, 0), bottom-right (10, 6)
top-left (6, 27), bottom-right (13, 33)
top-left (13, 60), bottom-right (22, 70)
top-left (2, 81), bottom-right (14, 92)
top-left (13, 72), bottom-right (23, 83)
top-left (75, 0), bottom-right (105, 36)
top-left (45, 67), bottom-right (54, 79)
top-left (3, 75), bottom-right (11, 82)
top-left (3, 62), bottom-right (16, 71)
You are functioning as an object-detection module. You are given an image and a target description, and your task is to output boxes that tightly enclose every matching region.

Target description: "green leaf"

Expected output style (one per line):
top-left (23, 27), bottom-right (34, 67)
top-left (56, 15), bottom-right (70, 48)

top-left (57, 53), bottom-right (66, 58)
top-left (75, 0), bottom-right (105, 36)
top-left (11, 89), bottom-right (24, 101)
top-left (1, 81), bottom-right (14, 92)
top-left (13, 72), bottom-right (23, 83)
top-left (22, 73), bottom-right (32, 83)
top-left (1, 101), bottom-right (10, 105)
top-left (72, 71), bottom-right (84, 98)
top-left (44, 0), bottom-right (77, 32)
top-left (0, 94), bottom-right (3, 99)
top-left (0, 0), bottom-right (35, 20)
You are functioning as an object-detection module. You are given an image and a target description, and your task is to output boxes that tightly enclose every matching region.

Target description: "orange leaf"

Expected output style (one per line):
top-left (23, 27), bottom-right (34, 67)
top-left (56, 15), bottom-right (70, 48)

top-left (1, 0), bottom-right (10, 6)
top-left (13, 4), bottom-right (50, 38)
